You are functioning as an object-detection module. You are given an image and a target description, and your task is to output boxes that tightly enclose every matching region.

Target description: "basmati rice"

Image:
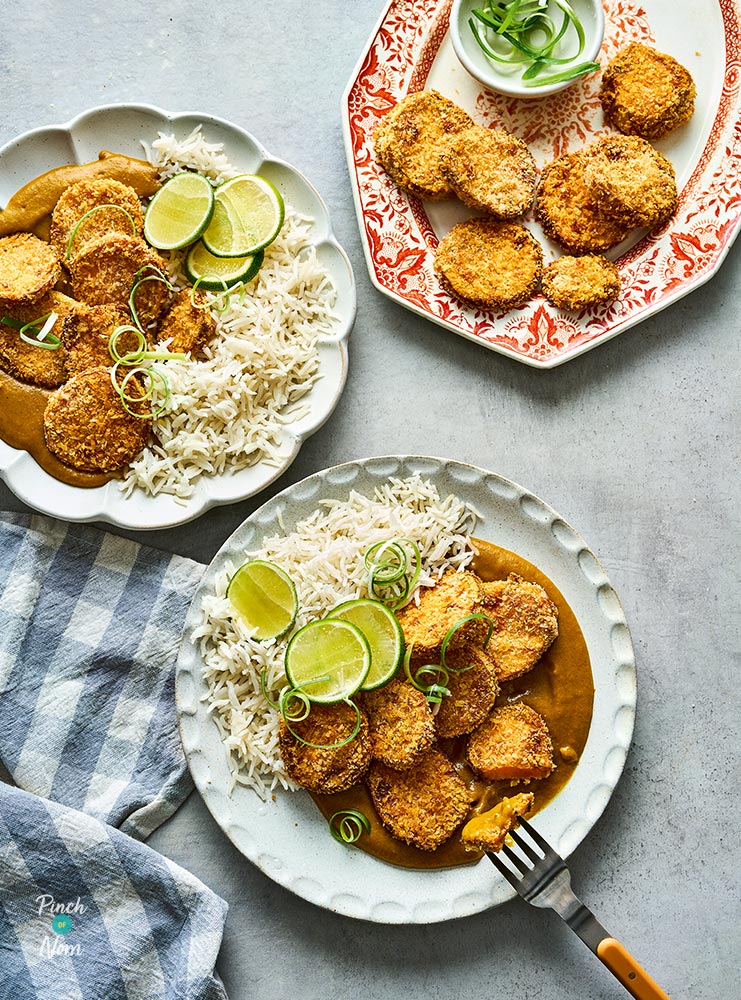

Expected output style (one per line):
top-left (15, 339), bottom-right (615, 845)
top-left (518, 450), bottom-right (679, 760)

top-left (193, 475), bottom-right (479, 799)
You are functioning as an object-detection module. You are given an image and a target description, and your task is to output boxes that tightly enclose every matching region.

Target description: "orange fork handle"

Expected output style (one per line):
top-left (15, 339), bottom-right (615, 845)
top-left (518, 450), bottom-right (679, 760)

top-left (597, 937), bottom-right (671, 1000)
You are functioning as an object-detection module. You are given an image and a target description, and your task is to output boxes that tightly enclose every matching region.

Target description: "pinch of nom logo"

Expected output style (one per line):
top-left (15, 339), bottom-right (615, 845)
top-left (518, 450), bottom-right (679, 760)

top-left (36, 894), bottom-right (86, 958)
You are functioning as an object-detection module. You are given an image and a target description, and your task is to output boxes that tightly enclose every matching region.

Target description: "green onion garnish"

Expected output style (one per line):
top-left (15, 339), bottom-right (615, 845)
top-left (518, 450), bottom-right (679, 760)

top-left (468, 0), bottom-right (600, 87)
top-left (190, 276), bottom-right (235, 314)
top-left (364, 538), bottom-right (421, 610)
top-left (403, 643), bottom-right (451, 705)
top-left (109, 364), bottom-right (169, 420)
top-left (440, 613), bottom-right (494, 673)
top-left (65, 204), bottom-right (137, 260)
top-left (280, 688), bottom-right (363, 750)
top-left (329, 809), bottom-right (371, 846)
top-left (128, 265), bottom-right (175, 333)
top-left (1, 313), bottom-right (61, 350)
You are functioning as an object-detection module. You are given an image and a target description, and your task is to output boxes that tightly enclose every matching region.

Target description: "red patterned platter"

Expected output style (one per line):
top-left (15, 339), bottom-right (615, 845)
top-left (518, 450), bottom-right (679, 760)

top-left (343, 0), bottom-right (741, 368)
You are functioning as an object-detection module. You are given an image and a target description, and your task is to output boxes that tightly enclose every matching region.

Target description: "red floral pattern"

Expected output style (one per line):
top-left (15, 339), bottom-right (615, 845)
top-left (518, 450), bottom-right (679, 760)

top-left (344, 0), bottom-right (741, 366)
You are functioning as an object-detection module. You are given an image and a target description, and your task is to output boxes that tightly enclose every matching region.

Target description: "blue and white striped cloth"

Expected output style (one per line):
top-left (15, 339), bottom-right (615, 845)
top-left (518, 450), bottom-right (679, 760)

top-left (0, 513), bottom-right (231, 998)
top-left (0, 513), bottom-right (203, 839)
top-left (0, 783), bottom-right (228, 1000)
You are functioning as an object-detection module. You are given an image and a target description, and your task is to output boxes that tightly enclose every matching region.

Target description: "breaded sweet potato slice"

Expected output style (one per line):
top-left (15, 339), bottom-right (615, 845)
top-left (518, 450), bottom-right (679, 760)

top-left (61, 304), bottom-right (132, 378)
top-left (468, 703), bottom-right (554, 781)
top-left (367, 748), bottom-right (473, 851)
top-left (600, 42), bottom-right (696, 140)
top-left (434, 645), bottom-right (500, 738)
top-left (583, 134), bottom-right (677, 229)
top-left (157, 289), bottom-right (217, 355)
top-left (396, 569), bottom-right (486, 661)
top-left (0, 233), bottom-right (61, 307)
top-left (361, 677), bottom-right (435, 770)
top-left (460, 791), bottom-right (535, 853)
top-left (69, 234), bottom-right (169, 327)
top-left (536, 150), bottom-right (631, 254)
top-left (278, 701), bottom-right (371, 794)
top-left (440, 125), bottom-right (537, 219)
top-left (0, 291), bottom-right (81, 388)
top-left (481, 573), bottom-right (558, 682)
top-left (43, 366), bottom-right (152, 472)
top-left (434, 219), bottom-right (543, 310)
top-left (374, 89), bottom-right (473, 201)
top-left (50, 178), bottom-right (144, 260)
top-left (542, 255), bottom-right (621, 312)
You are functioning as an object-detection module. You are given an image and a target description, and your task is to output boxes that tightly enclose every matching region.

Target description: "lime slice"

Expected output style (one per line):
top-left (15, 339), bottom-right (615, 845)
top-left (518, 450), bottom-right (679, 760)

top-left (284, 619), bottom-right (370, 704)
top-left (328, 599), bottom-right (404, 691)
top-left (144, 172), bottom-right (215, 250)
top-left (202, 175), bottom-right (284, 258)
top-left (184, 241), bottom-right (263, 291)
top-left (227, 560), bottom-right (297, 641)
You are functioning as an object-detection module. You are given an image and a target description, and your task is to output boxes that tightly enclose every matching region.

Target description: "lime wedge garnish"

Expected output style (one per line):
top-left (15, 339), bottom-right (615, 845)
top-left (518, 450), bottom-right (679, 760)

top-left (202, 175), bottom-right (285, 258)
top-left (284, 619), bottom-right (370, 704)
top-left (327, 599), bottom-right (404, 691)
top-left (227, 560), bottom-right (297, 641)
top-left (144, 172), bottom-right (215, 250)
top-left (184, 241), bottom-right (263, 291)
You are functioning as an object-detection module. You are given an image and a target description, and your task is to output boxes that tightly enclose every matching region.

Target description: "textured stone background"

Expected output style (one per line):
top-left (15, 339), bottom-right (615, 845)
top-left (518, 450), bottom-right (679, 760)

top-left (0, 2), bottom-right (739, 997)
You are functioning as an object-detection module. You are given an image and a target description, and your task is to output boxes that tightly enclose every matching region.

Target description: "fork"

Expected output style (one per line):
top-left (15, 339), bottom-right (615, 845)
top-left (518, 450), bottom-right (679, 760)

top-left (488, 817), bottom-right (671, 1000)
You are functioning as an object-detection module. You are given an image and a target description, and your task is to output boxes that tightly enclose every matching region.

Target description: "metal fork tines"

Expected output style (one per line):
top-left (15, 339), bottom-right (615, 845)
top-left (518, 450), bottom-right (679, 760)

top-left (487, 817), bottom-right (671, 1000)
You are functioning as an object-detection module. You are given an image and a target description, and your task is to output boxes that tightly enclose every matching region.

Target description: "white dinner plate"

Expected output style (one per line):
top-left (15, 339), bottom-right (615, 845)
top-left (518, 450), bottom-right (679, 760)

top-left (176, 456), bottom-right (636, 924)
top-left (0, 104), bottom-right (354, 529)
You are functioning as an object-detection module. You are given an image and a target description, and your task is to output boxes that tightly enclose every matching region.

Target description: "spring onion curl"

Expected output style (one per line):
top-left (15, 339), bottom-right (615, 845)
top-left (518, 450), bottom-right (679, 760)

top-left (1, 312), bottom-right (61, 350)
top-left (364, 538), bottom-right (421, 610)
top-left (65, 205), bottom-right (137, 260)
top-left (109, 363), bottom-right (170, 419)
top-left (128, 265), bottom-right (175, 332)
top-left (329, 809), bottom-right (371, 846)
top-left (403, 643), bottom-right (451, 705)
top-left (469, 0), bottom-right (600, 87)
top-left (280, 690), bottom-right (363, 751)
top-left (440, 613), bottom-right (494, 672)
top-left (188, 257), bottom-right (265, 314)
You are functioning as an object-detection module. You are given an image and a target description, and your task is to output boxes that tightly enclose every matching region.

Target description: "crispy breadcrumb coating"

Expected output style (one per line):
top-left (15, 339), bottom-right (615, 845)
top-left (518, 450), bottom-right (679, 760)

top-left (481, 574), bottom-right (559, 682)
top-left (278, 701), bottom-right (371, 794)
top-left (440, 125), bottom-right (537, 219)
top-left (583, 134), bottom-right (677, 228)
top-left (367, 749), bottom-right (473, 851)
top-left (0, 233), bottom-right (61, 307)
top-left (361, 678), bottom-right (435, 770)
top-left (600, 42), bottom-right (696, 140)
top-left (434, 645), bottom-right (500, 738)
top-left (374, 89), bottom-right (473, 200)
top-left (467, 703), bottom-right (555, 781)
top-left (50, 178), bottom-right (144, 260)
top-left (0, 291), bottom-right (81, 388)
top-left (69, 234), bottom-right (169, 326)
top-left (434, 219), bottom-right (543, 310)
top-left (536, 150), bottom-right (631, 254)
top-left (61, 304), bottom-right (132, 378)
top-left (460, 792), bottom-right (535, 853)
top-left (157, 289), bottom-right (217, 355)
top-left (541, 254), bottom-right (621, 311)
top-left (396, 569), bottom-right (486, 661)
top-left (43, 365), bottom-right (152, 472)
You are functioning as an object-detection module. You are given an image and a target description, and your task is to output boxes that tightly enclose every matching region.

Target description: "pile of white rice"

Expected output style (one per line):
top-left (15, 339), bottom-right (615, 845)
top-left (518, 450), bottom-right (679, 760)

top-left (121, 127), bottom-right (337, 501)
top-left (193, 475), bottom-right (479, 799)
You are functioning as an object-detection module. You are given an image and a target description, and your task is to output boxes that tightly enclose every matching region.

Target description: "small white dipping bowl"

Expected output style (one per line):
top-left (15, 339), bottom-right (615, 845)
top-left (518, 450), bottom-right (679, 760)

top-left (450, 0), bottom-right (605, 100)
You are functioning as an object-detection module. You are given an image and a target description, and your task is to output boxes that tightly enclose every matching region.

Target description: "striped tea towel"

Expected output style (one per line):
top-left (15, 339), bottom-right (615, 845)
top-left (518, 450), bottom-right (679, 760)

top-left (0, 513), bottom-right (204, 839)
top-left (0, 782), bottom-right (228, 1000)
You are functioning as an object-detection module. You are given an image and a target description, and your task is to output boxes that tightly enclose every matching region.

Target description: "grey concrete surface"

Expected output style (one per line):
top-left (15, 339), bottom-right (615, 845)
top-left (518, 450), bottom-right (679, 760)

top-left (1, 2), bottom-right (740, 998)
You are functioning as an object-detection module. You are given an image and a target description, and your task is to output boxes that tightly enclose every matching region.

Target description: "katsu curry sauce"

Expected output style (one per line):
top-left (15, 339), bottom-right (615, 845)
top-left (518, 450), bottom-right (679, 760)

top-left (311, 538), bottom-right (594, 870)
top-left (0, 152), bottom-right (160, 488)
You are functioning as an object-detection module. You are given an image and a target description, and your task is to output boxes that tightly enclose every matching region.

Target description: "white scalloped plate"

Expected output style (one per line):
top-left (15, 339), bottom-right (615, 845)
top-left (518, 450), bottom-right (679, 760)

top-left (176, 456), bottom-right (636, 924)
top-left (0, 104), bottom-right (354, 529)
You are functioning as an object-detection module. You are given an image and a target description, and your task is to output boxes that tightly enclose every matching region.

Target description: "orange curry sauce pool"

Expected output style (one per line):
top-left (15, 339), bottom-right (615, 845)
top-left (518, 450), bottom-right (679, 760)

top-left (311, 538), bottom-right (594, 869)
top-left (0, 152), bottom-right (160, 488)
